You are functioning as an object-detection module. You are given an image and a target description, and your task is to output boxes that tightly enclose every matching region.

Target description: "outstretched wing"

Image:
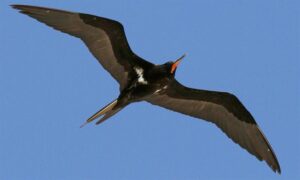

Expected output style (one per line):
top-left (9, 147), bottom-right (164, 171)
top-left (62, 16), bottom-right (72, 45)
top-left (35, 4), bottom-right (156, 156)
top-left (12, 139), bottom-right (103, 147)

top-left (12, 4), bottom-right (153, 90)
top-left (147, 80), bottom-right (281, 173)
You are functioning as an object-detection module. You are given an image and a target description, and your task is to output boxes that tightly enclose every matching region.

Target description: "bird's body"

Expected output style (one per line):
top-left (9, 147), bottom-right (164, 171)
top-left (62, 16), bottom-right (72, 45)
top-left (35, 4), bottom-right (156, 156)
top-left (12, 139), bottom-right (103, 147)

top-left (12, 4), bottom-right (281, 173)
top-left (88, 59), bottom-right (182, 125)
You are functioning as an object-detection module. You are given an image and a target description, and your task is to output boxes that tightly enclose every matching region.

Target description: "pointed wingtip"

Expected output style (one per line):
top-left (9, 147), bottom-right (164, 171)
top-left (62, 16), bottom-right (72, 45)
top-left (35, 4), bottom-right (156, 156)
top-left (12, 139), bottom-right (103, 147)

top-left (10, 4), bottom-right (24, 10)
top-left (276, 166), bottom-right (281, 174)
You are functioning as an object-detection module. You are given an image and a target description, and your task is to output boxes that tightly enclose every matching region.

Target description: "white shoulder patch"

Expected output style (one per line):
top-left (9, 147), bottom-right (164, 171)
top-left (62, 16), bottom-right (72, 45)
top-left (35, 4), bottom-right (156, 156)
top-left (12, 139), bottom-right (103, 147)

top-left (134, 67), bottom-right (148, 85)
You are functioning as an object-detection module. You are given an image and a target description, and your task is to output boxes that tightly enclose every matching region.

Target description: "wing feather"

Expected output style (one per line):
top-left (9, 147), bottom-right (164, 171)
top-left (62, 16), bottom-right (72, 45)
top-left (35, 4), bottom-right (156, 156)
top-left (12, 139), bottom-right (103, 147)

top-left (147, 80), bottom-right (281, 173)
top-left (12, 4), bottom-right (153, 90)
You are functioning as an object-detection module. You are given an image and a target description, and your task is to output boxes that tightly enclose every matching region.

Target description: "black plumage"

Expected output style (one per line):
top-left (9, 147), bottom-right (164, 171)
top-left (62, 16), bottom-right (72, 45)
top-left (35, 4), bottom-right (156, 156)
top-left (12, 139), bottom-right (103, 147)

top-left (12, 4), bottom-right (281, 173)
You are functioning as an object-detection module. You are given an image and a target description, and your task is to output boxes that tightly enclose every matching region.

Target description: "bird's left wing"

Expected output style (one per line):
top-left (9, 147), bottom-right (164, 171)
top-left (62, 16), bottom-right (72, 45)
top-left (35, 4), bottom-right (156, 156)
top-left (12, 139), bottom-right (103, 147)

top-left (146, 80), bottom-right (281, 173)
top-left (12, 5), bottom-right (153, 90)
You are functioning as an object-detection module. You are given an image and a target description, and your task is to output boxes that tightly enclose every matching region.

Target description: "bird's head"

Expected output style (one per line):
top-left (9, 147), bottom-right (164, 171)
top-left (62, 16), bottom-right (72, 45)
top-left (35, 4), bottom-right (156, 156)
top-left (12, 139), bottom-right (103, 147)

top-left (168, 53), bottom-right (186, 75)
top-left (154, 54), bottom-right (185, 79)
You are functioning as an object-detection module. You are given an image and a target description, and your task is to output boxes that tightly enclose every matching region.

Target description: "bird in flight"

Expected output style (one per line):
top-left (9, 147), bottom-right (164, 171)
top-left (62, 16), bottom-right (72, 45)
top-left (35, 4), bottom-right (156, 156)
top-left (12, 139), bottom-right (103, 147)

top-left (12, 4), bottom-right (281, 173)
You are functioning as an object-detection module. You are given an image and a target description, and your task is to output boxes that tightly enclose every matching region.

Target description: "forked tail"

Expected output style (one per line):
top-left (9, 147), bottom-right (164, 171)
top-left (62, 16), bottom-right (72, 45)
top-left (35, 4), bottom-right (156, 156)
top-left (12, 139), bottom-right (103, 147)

top-left (80, 99), bottom-right (120, 127)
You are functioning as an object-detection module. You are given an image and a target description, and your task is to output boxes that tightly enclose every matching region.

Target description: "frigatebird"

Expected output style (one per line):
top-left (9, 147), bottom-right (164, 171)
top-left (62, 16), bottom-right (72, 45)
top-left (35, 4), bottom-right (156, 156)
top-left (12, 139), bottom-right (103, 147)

top-left (12, 4), bottom-right (281, 173)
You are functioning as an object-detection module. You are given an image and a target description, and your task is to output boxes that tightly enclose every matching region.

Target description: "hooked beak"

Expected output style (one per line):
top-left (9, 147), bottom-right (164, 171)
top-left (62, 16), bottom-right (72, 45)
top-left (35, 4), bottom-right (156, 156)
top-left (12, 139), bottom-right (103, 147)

top-left (171, 53), bottom-right (186, 74)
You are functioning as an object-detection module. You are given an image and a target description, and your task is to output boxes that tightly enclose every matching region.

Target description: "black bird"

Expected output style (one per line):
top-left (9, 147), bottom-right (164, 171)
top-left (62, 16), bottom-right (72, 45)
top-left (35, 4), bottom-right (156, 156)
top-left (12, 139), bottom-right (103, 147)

top-left (12, 5), bottom-right (281, 173)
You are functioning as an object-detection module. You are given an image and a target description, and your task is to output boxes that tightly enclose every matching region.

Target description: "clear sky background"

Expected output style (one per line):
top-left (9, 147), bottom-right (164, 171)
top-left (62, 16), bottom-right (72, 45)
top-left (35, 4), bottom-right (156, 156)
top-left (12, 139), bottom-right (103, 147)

top-left (1, 0), bottom-right (299, 179)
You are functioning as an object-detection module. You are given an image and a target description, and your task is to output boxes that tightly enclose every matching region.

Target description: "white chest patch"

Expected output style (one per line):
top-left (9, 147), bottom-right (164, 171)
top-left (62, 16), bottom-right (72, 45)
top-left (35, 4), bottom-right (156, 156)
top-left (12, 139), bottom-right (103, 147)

top-left (134, 67), bottom-right (148, 85)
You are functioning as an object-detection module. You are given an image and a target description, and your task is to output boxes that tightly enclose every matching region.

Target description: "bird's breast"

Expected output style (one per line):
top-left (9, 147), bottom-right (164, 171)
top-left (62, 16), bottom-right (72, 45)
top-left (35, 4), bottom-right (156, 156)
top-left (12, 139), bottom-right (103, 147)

top-left (133, 66), bottom-right (148, 85)
top-left (126, 66), bottom-right (171, 101)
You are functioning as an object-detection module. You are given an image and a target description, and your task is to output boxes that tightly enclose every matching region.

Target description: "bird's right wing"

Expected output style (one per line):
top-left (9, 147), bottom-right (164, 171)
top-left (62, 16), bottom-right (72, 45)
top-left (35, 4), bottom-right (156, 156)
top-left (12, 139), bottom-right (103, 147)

top-left (146, 80), bottom-right (281, 173)
top-left (12, 5), bottom-right (154, 90)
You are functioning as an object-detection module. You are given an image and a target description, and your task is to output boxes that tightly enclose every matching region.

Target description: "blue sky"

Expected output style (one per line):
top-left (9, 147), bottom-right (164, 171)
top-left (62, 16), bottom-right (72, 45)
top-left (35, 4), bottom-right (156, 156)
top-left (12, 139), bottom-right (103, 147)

top-left (1, 0), bottom-right (299, 179)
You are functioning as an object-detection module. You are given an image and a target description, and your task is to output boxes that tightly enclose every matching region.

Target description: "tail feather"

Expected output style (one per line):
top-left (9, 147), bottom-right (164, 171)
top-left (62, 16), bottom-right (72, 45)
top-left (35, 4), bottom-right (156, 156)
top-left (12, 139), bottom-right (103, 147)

top-left (80, 99), bottom-right (118, 128)
top-left (95, 108), bottom-right (122, 125)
